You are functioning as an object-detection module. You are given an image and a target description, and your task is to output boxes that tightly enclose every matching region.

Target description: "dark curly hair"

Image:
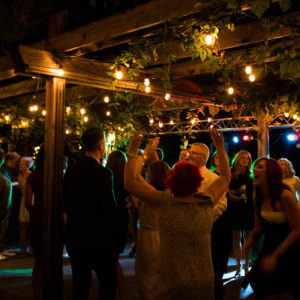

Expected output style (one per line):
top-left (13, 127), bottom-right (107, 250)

top-left (165, 160), bottom-right (203, 197)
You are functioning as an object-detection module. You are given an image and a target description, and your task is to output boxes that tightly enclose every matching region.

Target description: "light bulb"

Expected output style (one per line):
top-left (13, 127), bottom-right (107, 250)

top-left (116, 70), bottom-right (123, 80)
top-left (65, 129), bottom-right (70, 135)
top-left (83, 116), bottom-right (88, 122)
top-left (144, 78), bottom-right (150, 86)
top-left (249, 74), bottom-right (256, 82)
top-left (207, 117), bottom-right (212, 122)
top-left (145, 86), bottom-right (151, 93)
top-left (150, 119), bottom-right (154, 124)
top-left (245, 66), bottom-right (252, 74)
top-left (191, 119), bottom-right (195, 125)
top-left (42, 110), bottom-right (46, 116)
top-left (165, 93), bottom-right (171, 100)
top-left (106, 111), bottom-right (111, 116)
top-left (58, 69), bottom-right (64, 76)
top-left (4, 115), bottom-right (9, 121)
top-left (205, 34), bottom-right (213, 45)
top-left (284, 112), bottom-right (289, 117)
top-left (80, 108), bottom-right (86, 115)
top-left (104, 96), bottom-right (110, 103)
top-left (170, 120), bottom-right (174, 125)
top-left (227, 87), bottom-right (234, 95)
top-left (66, 107), bottom-right (71, 113)
top-left (293, 114), bottom-right (298, 120)
top-left (159, 122), bottom-right (163, 128)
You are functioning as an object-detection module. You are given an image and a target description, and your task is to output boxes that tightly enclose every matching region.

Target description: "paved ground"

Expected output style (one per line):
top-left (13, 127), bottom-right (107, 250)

top-left (0, 245), bottom-right (294, 300)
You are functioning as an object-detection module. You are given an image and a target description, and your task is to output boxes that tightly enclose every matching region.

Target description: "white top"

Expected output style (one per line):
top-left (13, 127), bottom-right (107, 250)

top-left (261, 210), bottom-right (287, 224)
top-left (198, 166), bottom-right (227, 220)
top-left (283, 176), bottom-right (300, 201)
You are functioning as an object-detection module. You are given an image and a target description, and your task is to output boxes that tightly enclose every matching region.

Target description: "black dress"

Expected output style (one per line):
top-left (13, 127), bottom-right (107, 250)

top-left (228, 173), bottom-right (254, 231)
top-left (242, 211), bottom-right (300, 297)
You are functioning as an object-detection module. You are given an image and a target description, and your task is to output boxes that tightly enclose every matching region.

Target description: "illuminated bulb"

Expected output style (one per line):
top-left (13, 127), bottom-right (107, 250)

top-left (205, 34), bottom-right (213, 45)
top-left (249, 74), bottom-right (256, 82)
top-left (42, 110), bottom-right (46, 116)
top-left (22, 121), bottom-right (27, 126)
top-left (106, 111), bottom-right (111, 116)
top-left (159, 122), bottom-right (163, 128)
top-left (83, 116), bottom-right (88, 122)
top-left (108, 133), bottom-right (116, 143)
top-left (80, 108), bottom-right (86, 115)
top-left (149, 118), bottom-right (154, 124)
top-left (144, 78), bottom-right (150, 86)
top-left (33, 105), bottom-right (38, 111)
top-left (165, 93), bottom-right (171, 100)
top-left (293, 114), bottom-right (298, 120)
top-left (65, 129), bottom-right (70, 135)
top-left (191, 119), bottom-right (196, 125)
top-left (115, 70), bottom-right (123, 80)
top-left (245, 66), bottom-right (252, 75)
top-left (207, 117), bottom-right (212, 122)
top-left (66, 107), bottom-right (71, 113)
top-left (227, 87), bottom-right (234, 95)
top-left (170, 120), bottom-right (174, 125)
top-left (58, 69), bottom-right (64, 76)
top-left (104, 96), bottom-right (110, 103)
top-left (145, 86), bottom-right (151, 93)
top-left (5, 115), bottom-right (9, 121)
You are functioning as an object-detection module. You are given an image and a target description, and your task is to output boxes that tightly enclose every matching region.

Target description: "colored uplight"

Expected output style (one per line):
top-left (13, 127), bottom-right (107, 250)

top-left (232, 136), bottom-right (239, 143)
top-left (287, 133), bottom-right (298, 142)
top-left (242, 135), bottom-right (250, 141)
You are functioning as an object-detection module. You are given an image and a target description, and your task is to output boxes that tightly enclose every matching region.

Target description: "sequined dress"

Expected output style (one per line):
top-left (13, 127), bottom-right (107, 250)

top-left (153, 190), bottom-right (215, 300)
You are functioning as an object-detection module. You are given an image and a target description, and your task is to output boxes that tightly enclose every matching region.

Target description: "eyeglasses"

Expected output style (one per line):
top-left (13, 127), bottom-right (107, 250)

top-left (189, 151), bottom-right (204, 156)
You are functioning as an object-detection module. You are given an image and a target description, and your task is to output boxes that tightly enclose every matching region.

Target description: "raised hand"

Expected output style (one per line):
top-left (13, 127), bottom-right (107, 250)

top-left (209, 126), bottom-right (225, 150)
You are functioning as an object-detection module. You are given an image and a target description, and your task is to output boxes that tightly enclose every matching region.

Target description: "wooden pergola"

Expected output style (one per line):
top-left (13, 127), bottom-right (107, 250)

top-left (0, 0), bottom-right (298, 298)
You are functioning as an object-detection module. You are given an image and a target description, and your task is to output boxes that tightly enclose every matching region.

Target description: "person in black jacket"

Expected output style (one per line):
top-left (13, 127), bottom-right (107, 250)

top-left (63, 128), bottom-right (118, 300)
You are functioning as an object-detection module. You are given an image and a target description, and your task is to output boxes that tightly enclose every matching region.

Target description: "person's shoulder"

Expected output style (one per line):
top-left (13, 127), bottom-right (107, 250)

top-left (281, 188), bottom-right (295, 202)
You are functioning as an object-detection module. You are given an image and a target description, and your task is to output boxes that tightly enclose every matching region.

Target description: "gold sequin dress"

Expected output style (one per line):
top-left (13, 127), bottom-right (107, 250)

top-left (153, 190), bottom-right (215, 300)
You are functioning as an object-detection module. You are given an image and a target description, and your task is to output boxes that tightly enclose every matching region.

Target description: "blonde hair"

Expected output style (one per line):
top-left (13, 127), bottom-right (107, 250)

top-left (278, 158), bottom-right (295, 178)
top-left (21, 157), bottom-right (34, 169)
top-left (191, 143), bottom-right (210, 162)
top-left (231, 150), bottom-right (252, 178)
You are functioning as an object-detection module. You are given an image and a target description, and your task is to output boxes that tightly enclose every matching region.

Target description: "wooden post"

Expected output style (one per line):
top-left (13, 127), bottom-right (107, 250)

top-left (257, 116), bottom-right (269, 158)
top-left (43, 77), bottom-right (65, 300)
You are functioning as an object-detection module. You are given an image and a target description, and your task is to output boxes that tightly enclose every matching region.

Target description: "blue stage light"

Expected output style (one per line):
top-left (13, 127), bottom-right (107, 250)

top-left (232, 136), bottom-right (239, 143)
top-left (287, 133), bottom-right (297, 142)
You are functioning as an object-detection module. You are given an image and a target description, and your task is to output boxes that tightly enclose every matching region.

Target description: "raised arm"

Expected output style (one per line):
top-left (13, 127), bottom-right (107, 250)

top-left (124, 134), bottom-right (161, 207)
top-left (207, 127), bottom-right (231, 202)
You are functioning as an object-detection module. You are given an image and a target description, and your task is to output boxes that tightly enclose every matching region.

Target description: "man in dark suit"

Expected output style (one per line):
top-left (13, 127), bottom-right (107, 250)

top-left (63, 128), bottom-right (118, 300)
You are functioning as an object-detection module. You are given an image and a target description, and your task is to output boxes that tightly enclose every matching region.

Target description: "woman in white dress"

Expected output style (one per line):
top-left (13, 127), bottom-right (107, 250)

top-left (18, 156), bottom-right (33, 254)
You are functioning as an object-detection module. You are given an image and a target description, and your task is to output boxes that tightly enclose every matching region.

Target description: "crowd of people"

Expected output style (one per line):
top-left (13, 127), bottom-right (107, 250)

top-left (0, 126), bottom-right (300, 300)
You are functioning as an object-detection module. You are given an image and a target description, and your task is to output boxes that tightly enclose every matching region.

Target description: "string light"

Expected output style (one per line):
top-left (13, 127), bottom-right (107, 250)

top-left (191, 119), bottom-right (196, 125)
top-left (205, 34), bottom-right (213, 45)
top-left (29, 105), bottom-right (38, 112)
top-left (165, 93), bottom-right (171, 100)
top-left (144, 78), bottom-right (150, 86)
top-left (159, 122), bottom-right (163, 128)
top-left (149, 118), bottom-right (154, 124)
top-left (80, 108), bottom-right (86, 115)
top-left (170, 120), bottom-right (174, 125)
top-left (65, 129), bottom-right (70, 135)
top-left (66, 107), bottom-right (71, 113)
top-left (106, 111), bottom-right (111, 116)
top-left (104, 96), bottom-right (110, 103)
top-left (21, 121), bottom-right (29, 127)
top-left (284, 112), bottom-right (289, 117)
top-left (83, 116), bottom-right (89, 122)
top-left (42, 110), bottom-right (46, 116)
top-left (108, 132), bottom-right (116, 143)
top-left (227, 87), bottom-right (234, 95)
top-left (4, 115), bottom-right (10, 121)
top-left (115, 67), bottom-right (123, 80)
top-left (145, 86), bottom-right (151, 93)
top-left (207, 117), bottom-right (212, 122)
top-left (245, 66), bottom-right (252, 74)
top-left (249, 74), bottom-right (256, 82)
top-left (293, 114), bottom-right (298, 120)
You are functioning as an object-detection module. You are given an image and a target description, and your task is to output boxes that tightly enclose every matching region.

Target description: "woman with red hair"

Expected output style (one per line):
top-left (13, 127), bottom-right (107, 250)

top-left (242, 158), bottom-right (300, 299)
top-left (124, 127), bottom-right (230, 300)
